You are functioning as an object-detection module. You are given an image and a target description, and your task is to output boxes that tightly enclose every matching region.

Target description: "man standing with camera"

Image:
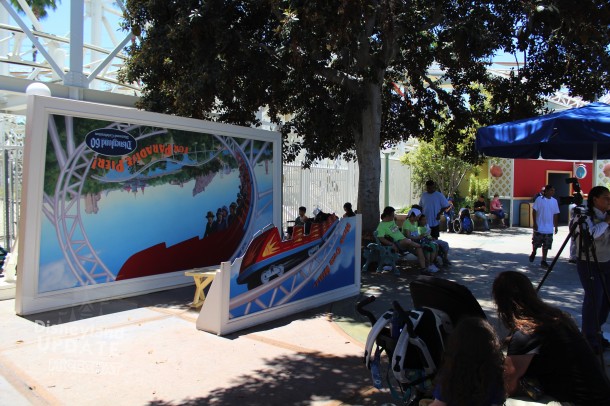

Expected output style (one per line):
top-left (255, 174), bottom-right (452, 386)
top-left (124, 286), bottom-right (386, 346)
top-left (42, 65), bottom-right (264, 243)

top-left (529, 184), bottom-right (560, 268)
top-left (574, 186), bottom-right (610, 354)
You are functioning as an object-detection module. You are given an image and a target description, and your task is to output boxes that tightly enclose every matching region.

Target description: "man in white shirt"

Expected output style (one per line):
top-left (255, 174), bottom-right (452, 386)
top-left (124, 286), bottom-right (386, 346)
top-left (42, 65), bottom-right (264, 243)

top-left (529, 184), bottom-right (560, 268)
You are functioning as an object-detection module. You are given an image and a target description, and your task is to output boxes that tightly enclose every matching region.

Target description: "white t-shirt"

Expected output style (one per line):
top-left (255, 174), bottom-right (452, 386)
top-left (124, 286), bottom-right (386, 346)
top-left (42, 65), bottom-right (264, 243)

top-left (533, 196), bottom-right (560, 234)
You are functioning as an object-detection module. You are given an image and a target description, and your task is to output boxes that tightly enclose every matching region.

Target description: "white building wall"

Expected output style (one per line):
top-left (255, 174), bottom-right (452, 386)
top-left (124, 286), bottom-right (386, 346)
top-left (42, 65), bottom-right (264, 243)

top-left (282, 155), bottom-right (413, 230)
top-left (384, 156), bottom-right (415, 210)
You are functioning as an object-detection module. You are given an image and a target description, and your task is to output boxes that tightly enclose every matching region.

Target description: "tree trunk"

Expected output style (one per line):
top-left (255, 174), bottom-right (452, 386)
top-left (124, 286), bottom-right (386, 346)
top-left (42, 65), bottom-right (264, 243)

top-left (355, 81), bottom-right (383, 235)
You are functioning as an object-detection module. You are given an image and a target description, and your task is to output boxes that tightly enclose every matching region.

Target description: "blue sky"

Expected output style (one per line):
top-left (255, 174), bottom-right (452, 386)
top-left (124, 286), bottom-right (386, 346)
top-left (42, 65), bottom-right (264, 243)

top-left (33, 1), bottom-right (123, 49)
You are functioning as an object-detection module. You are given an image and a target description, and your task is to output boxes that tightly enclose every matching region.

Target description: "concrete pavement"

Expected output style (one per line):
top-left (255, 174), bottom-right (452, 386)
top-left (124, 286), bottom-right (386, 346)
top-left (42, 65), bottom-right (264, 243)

top-left (0, 226), bottom-right (608, 405)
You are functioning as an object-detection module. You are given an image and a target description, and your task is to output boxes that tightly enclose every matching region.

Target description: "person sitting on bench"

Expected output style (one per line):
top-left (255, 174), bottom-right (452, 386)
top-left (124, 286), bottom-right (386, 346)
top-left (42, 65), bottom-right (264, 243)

top-left (473, 195), bottom-right (490, 231)
top-left (490, 193), bottom-right (508, 227)
top-left (376, 206), bottom-right (428, 273)
top-left (401, 208), bottom-right (440, 273)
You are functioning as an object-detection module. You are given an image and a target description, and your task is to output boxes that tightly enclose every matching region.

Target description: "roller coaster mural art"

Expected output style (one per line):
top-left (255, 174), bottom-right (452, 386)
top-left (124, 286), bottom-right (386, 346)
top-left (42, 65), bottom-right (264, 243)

top-left (196, 214), bottom-right (362, 334)
top-left (37, 113), bottom-right (274, 293)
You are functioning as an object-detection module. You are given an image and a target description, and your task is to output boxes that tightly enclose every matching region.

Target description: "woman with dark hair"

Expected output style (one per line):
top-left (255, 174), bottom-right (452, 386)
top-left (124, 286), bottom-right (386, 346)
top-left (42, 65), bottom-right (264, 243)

top-left (430, 317), bottom-right (505, 406)
top-left (492, 271), bottom-right (610, 404)
top-left (575, 185), bottom-right (610, 353)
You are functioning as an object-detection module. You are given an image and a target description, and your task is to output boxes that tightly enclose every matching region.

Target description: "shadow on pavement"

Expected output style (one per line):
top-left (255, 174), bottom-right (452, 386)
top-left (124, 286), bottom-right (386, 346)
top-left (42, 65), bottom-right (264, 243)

top-left (332, 234), bottom-right (587, 345)
top-left (143, 352), bottom-right (387, 406)
top-left (20, 286), bottom-right (195, 326)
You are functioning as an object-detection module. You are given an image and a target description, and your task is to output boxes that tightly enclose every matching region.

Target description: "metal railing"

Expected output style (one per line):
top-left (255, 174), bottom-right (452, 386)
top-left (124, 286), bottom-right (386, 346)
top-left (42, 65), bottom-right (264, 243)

top-left (0, 114), bottom-right (23, 250)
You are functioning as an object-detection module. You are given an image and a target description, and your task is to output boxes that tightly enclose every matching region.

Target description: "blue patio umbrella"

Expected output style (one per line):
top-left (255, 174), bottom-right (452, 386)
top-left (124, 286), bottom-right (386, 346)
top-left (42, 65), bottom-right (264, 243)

top-left (476, 102), bottom-right (610, 160)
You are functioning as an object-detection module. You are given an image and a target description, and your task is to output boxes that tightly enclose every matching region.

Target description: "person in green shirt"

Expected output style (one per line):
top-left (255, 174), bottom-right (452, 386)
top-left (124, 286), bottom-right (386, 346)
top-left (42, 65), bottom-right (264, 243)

top-left (401, 208), bottom-right (421, 240)
top-left (417, 214), bottom-right (440, 271)
top-left (400, 208), bottom-right (439, 273)
top-left (376, 206), bottom-right (426, 272)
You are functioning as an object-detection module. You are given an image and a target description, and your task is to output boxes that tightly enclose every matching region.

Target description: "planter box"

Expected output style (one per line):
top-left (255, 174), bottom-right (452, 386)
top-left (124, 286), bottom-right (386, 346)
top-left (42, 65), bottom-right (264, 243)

top-left (395, 213), bottom-right (408, 228)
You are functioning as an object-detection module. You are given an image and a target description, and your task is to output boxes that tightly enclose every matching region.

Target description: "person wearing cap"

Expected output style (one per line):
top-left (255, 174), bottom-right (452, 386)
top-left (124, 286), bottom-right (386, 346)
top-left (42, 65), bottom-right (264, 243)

top-left (376, 206), bottom-right (427, 273)
top-left (401, 207), bottom-right (423, 240)
top-left (530, 184), bottom-right (559, 269)
top-left (204, 211), bottom-right (216, 237)
top-left (419, 180), bottom-right (450, 239)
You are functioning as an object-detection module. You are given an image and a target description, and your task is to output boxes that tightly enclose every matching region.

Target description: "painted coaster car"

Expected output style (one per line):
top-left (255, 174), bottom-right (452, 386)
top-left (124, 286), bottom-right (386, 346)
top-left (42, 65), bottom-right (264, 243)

top-left (237, 213), bottom-right (338, 290)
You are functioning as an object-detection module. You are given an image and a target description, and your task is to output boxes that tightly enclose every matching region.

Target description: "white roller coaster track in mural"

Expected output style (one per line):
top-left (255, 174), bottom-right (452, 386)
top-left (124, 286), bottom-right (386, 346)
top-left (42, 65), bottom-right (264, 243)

top-left (42, 117), bottom-right (272, 287)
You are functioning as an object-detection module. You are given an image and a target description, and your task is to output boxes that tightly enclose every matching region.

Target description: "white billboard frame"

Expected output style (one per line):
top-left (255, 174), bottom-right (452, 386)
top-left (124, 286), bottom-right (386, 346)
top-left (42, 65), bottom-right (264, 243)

top-left (16, 95), bottom-right (282, 315)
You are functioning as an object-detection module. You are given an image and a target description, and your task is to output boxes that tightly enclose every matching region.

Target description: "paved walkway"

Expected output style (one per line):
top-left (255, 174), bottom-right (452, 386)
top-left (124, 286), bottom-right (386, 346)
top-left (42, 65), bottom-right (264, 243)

top-left (0, 226), bottom-right (608, 405)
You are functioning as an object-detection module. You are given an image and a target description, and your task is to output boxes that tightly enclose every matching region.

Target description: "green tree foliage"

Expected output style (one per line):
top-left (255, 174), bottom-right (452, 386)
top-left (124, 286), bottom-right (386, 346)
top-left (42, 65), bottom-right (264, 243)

top-left (10, 0), bottom-right (59, 19)
top-left (402, 139), bottom-right (474, 200)
top-left (465, 172), bottom-right (490, 209)
top-left (120, 0), bottom-right (610, 233)
top-left (482, 2), bottom-right (610, 122)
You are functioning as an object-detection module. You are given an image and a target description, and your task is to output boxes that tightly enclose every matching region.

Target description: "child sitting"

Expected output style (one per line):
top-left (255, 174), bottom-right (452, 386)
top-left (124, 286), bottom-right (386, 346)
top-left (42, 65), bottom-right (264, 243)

top-left (417, 215), bottom-right (440, 270)
top-left (419, 214), bottom-right (451, 267)
top-left (402, 209), bottom-right (439, 273)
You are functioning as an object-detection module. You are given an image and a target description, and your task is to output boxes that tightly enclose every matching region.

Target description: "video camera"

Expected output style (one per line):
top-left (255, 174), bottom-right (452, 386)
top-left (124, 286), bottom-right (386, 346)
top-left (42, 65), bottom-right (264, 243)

top-left (572, 205), bottom-right (588, 216)
top-left (558, 177), bottom-right (584, 206)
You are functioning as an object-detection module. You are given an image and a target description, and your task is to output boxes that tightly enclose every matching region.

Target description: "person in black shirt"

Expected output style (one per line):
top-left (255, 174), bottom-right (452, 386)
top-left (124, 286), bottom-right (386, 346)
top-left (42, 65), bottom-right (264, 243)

top-left (493, 271), bottom-right (610, 404)
top-left (473, 195), bottom-right (490, 231)
top-left (431, 317), bottom-right (505, 406)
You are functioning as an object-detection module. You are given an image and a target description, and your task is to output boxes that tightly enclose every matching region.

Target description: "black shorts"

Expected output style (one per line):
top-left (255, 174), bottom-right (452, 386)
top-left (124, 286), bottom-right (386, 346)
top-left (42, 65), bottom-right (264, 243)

top-left (532, 232), bottom-right (553, 250)
top-left (430, 225), bottom-right (440, 239)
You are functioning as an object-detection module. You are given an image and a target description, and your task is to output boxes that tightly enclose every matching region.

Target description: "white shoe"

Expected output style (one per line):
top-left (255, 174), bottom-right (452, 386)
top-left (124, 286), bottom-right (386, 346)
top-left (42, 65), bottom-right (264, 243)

top-left (427, 264), bottom-right (439, 273)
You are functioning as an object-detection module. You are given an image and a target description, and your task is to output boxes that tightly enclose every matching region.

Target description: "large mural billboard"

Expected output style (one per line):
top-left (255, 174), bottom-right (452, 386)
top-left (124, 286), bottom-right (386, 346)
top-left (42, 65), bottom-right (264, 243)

top-left (16, 96), bottom-right (281, 315)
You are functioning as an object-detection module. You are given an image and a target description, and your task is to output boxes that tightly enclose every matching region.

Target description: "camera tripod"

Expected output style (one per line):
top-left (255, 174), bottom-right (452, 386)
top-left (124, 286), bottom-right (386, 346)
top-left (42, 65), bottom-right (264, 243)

top-left (536, 211), bottom-right (610, 368)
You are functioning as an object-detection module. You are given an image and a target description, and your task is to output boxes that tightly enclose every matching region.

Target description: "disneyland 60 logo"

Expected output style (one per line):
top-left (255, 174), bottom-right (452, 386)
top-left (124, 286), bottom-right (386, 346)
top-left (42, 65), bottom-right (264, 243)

top-left (85, 128), bottom-right (137, 156)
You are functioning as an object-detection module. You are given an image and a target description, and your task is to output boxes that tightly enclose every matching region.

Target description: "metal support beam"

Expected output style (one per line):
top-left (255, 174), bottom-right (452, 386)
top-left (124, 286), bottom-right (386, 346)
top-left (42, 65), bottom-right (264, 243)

top-left (87, 34), bottom-right (133, 85)
top-left (3, 148), bottom-right (8, 248)
top-left (66, 0), bottom-right (86, 89)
